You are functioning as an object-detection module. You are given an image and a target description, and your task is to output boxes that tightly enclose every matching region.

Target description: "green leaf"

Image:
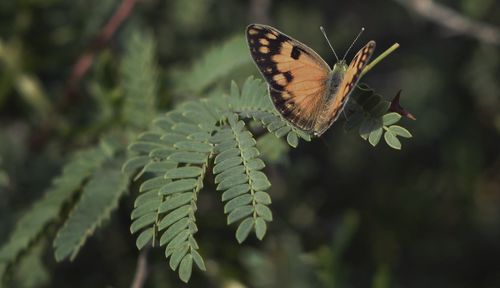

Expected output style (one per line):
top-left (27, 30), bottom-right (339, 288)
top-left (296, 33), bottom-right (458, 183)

top-left (254, 191), bottom-right (272, 205)
top-left (224, 194), bottom-right (253, 213)
top-left (158, 192), bottom-right (194, 213)
top-left (249, 171), bottom-right (271, 190)
top-left (191, 249), bottom-right (206, 271)
top-left (246, 158), bottom-right (265, 170)
top-left (254, 217), bottom-right (267, 240)
top-left (388, 125), bottom-right (412, 138)
top-left (214, 147), bottom-right (240, 164)
top-left (172, 123), bottom-right (202, 135)
top-left (140, 176), bottom-right (169, 192)
top-left (369, 100), bottom-right (391, 117)
top-left (236, 218), bottom-right (254, 243)
top-left (160, 218), bottom-right (190, 246)
top-left (187, 131), bottom-right (211, 142)
top-left (129, 141), bottom-right (166, 154)
top-left (286, 131), bottom-right (299, 148)
top-left (174, 141), bottom-right (213, 153)
top-left (131, 200), bottom-right (158, 220)
top-left (143, 161), bottom-right (177, 173)
top-left (169, 243), bottom-right (189, 270)
top-left (382, 112), bottom-right (401, 126)
top-left (136, 228), bottom-right (154, 250)
top-left (213, 157), bottom-right (243, 174)
top-left (217, 173), bottom-right (249, 191)
top-left (221, 184), bottom-right (251, 201)
top-left (165, 167), bottom-right (203, 179)
top-left (368, 127), bottom-right (383, 146)
top-left (215, 139), bottom-right (238, 152)
top-left (134, 190), bottom-right (158, 207)
top-left (165, 230), bottom-right (190, 257)
top-left (359, 117), bottom-right (381, 140)
top-left (130, 212), bottom-right (156, 234)
top-left (159, 179), bottom-right (197, 195)
top-left (179, 254), bottom-right (193, 283)
top-left (158, 205), bottom-right (191, 230)
top-left (168, 152), bottom-right (208, 164)
top-left (227, 205), bottom-right (253, 225)
top-left (255, 204), bottom-right (273, 221)
top-left (214, 165), bottom-right (246, 184)
top-left (274, 126), bottom-right (291, 138)
top-left (384, 131), bottom-right (402, 150)
top-left (122, 155), bottom-right (150, 175)
top-left (241, 147), bottom-right (260, 160)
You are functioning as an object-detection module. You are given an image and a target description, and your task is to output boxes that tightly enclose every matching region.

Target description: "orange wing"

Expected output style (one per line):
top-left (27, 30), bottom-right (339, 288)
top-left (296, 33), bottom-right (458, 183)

top-left (314, 41), bottom-right (376, 136)
top-left (246, 24), bottom-right (330, 132)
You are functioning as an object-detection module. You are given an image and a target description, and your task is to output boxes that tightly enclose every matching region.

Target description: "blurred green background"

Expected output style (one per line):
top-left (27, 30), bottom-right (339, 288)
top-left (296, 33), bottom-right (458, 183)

top-left (1, 0), bottom-right (500, 287)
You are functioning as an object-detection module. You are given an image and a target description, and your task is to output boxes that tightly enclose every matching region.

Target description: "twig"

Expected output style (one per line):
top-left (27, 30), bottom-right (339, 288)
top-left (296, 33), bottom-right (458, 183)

top-left (130, 247), bottom-right (149, 288)
top-left (63, 0), bottom-right (137, 103)
top-left (395, 0), bottom-right (500, 46)
top-left (361, 43), bottom-right (400, 77)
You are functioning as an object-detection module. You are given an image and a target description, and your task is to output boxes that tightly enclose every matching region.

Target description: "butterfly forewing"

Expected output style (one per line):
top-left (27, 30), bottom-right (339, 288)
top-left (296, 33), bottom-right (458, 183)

top-left (314, 41), bottom-right (376, 136)
top-left (246, 24), bottom-right (331, 132)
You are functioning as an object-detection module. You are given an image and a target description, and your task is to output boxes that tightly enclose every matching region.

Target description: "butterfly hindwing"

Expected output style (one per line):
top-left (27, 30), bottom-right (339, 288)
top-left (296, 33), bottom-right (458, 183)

top-left (315, 41), bottom-right (376, 135)
top-left (246, 24), bottom-right (330, 132)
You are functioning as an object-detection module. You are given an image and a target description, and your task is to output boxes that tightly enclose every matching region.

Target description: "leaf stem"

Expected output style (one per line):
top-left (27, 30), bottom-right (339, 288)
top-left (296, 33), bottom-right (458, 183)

top-left (361, 43), bottom-right (400, 77)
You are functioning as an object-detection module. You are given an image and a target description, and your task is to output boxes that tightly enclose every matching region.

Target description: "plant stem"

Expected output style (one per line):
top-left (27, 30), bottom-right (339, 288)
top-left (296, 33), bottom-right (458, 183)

top-left (361, 43), bottom-right (400, 77)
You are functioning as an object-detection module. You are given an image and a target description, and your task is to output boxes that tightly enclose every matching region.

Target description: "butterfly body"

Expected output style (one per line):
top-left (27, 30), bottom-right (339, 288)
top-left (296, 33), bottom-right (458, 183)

top-left (246, 24), bottom-right (375, 137)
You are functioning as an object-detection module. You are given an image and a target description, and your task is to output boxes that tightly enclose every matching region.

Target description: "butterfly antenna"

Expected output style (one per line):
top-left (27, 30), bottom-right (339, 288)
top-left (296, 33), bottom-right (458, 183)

top-left (342, 27), bottom-right (365, 60)
top-left (320, 26), bottom-right (339, 62)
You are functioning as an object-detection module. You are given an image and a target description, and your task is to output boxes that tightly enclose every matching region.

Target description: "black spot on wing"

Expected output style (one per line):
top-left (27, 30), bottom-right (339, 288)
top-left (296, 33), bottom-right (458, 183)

top-left (283, 71), bottom-right (293, 82)
top-left (291, 46), bottom-right (301, 60)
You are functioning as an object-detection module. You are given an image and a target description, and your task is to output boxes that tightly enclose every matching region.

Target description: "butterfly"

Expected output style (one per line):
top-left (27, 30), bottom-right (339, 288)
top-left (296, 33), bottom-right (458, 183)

top-left (246, 24), bottom-right (376, 137)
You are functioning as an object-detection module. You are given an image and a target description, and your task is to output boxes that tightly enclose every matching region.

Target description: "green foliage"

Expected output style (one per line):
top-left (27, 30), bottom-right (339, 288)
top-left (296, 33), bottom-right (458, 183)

top-left (12, 240), bottom-right (49, 288)
top-left (0, 25), bottom-right (162, 276)
top-left (0, 7), bottom-right (417, 284)
top-left (214, 113), bottom-right (273, 242)
top-left (171, 36), bottom-right (251, 94)
top-left (0, 142), bottom-right (114, 276)
top-left (53, 161), bottom-right (128, 261)
top-left (121, 28), bottom-right (158, 129)
top-left (345, 85), bottom-right (413, 149)
top-left (124, 74), bottom-right (413, 282)
top-left (125, 78), bottom-right (294, 282)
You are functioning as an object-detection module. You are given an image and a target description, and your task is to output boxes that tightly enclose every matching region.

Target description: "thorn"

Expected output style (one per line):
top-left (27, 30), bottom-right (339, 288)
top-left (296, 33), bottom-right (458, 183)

top-left (389, 90), bottom-right (416, 120)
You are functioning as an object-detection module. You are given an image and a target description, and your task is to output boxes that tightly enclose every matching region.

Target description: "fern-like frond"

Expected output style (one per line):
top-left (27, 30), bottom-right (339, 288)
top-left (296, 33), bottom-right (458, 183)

top-left (0, 141), bottom-right (115, 273)
top-left (230, 77), bottom-right (311, 147)
top-left (212, 113), bottom-right (272, 243)
top-left (171, 36), bottom-right (250, 94)
top-left (125, 100), bottom-right (221, 282)
top-left (121, 27), bottom-right (158, 128)
top-left (53, 160), bottom-right (129, 261)
top-left (13, 240), bottom-right (49, 288)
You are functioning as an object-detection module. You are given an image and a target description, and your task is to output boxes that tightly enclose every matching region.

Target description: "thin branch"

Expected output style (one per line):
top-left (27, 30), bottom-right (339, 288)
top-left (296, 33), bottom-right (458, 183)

top-left (395, 0), bottom-right (500, 46)
top-left (63, 0), bottom-right (138, 103)
top-left (130, 247), bottom-right (149, 288)
top-left (361, 43), bottom-right (400, 78)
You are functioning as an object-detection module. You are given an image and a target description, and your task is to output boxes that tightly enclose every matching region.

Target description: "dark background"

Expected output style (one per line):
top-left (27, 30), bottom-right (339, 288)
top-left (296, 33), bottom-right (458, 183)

top-left (1, 0), bottom-right (500, 287)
